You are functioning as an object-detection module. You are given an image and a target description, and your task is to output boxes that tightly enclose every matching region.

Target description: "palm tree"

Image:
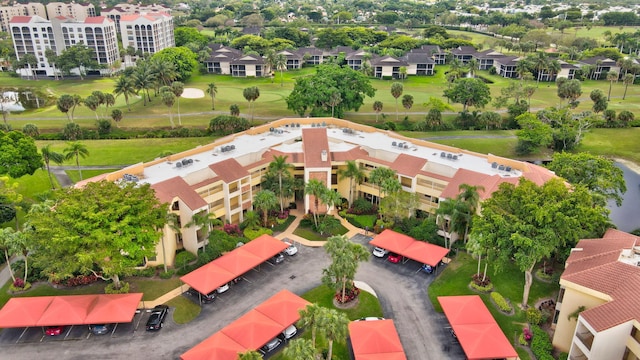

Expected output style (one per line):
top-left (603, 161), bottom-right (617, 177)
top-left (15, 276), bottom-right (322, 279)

top-left (401, 94), bottom-right (414, 116)
top-left (320, 309), bottom-right (349, 360)
top-left (390, 82), bottom-right (403, 121)
top-left (41, 145), bottom-right (64, 189)
top-left (206, 83), bottom-right (218, 110)
top-left (369, 166), bottom-right (396, 205)
top-left (623, 73), bottom-right (635, 100)
top-left (531, 52), bottom-right (550, 86)
top-left (56, 94), bottom-right (75, 122)
top-left (326, 90), bottom-right (341, 117)
top-left (171, 81), bottom-right (184, 126)
top-left (111, 109), bottom-right (123, 128)
top-left (45, 49), bottom-right (59, 80)
top-left (160, 86), bottom-right (176, 128)
top-left (264, 49), bottom-right (277, 80)
top-left (253, 190), bottom-right (278, 227)
top-left (436, 198), bottom-right (467, 249)
top-left (547, 60), bottom-right (561, 82)
top-left (282, 338), bottom-right (316, 360)
top-left (457, 184), bottom-right (484, 243)
top-left (299, 304), bottom-right (322, 348)
top-left (151, 59), bottom-right (177, 87)
top-left (275, 53), bottom-right (287, 87)
top-left (467, 58), bottom-right (479, 77)
top-left (103, 93), bottom-right (115, 119)
top-left (185, 210), bottom-right (222, 251)
top-left (238, 350), bottom-right (262, 360)
top-left (113, 75), bottom-right (136, 111)
top-left (70, 95), bottom-right (82, 122)
top-left (7, 230), bottom-right (29, 284)
top-left (83, 95), bottom-right (100, 121)
top-left (63, 141), bottom-right (89, 181)
top-left (373, 101), bottom-right (383, 122)
top-left (338, 160), bottom-right (364, 206)
top-left (515, 58), bottom-right (531, 81)
top-left (241, 210), bottom-right (260, 230)
top-left (242, 86), bottom-right (260, 121)
top-left (267, 155), bottom-right (293, 213)
top-left (133, 61), bottom-right (155, 106)
top-left (305, 179), bottom-right (327, 228)
top-left (607, 70), bottom-right (619, 101)
top-left (230, 104), bottom-right (240, 116)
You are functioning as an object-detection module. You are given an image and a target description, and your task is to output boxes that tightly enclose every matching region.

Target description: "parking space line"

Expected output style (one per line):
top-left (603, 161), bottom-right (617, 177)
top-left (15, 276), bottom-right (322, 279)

top-left (17, 327), bottom-right (28, 344)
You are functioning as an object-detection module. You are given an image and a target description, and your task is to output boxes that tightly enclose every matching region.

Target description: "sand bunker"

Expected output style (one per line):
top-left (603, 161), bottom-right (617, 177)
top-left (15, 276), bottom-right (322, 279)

top-left (181, 88), bottom-right (205, 99)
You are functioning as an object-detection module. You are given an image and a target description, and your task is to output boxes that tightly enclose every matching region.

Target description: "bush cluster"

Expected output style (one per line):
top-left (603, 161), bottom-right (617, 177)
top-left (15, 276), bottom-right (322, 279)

top-left (530, 325), bottom-right (554, 360)
top-left (159, 269), bottom-right (176, 279)
top-left (334, 286), bottom-right (360, 304)
top-left (105, 281), bottom-right (130, 294)
top-left (469, 280), bottom-right (494, 292)
top-left (526, 307), bottom-right (544, 325)
top-left (175, 250), bottom-right (197, 267)
top-left (133, 267), bottom-right (156, 278)
top-left (53, 274), bottom-right (99, 287)
top-left (243, 227), bottom-right (273, 240)
top-left (491, 292), bottom-right (512, 312)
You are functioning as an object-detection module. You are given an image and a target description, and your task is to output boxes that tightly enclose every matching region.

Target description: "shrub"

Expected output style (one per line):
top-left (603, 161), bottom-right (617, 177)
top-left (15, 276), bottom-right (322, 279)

top-left (223, 223), bottom-right (242, 236)
top-left (530, 325), bottom-right (554, 360)
top-left (469, 280), bottom-right (494, 292)
top-left (518, 332), bottom-right (528, 346)
top-left (491, 292), bottom-right (512, 312)
top-left (105, 281), bottom-right (130, 294)
top-left (175, 250), bottom-right (197, 267)
top-left (349, 198), bottom-right (376, 215)
top-left (9, 278), bottom-right (31, 292)
top-left (176, 264), bottom-right (198, 276)
top-left (243, 227), bottom-right (273, 240)
top-left (133, 267), bottom-right (156, 277)
top-left (54, 274), bottom-right (99, 287)
top-left (526, 307), bottom-right (544, 325)
top-left (159, 269), bottom-right (176, 279)
top-left (96, 119), bottom-right (112, 135)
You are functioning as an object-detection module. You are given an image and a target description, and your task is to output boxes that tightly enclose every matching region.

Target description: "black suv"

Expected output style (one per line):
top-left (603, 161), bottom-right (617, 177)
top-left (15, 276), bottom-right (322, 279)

top-left (186, 287), bottom-right (216, 304)
top-left (145, 305), bottom-right (169, 331)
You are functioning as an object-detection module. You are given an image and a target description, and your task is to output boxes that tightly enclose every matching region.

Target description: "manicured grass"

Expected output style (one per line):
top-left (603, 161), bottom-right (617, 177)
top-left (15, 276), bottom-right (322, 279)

top-left (292, 220), bottom-right (348, 241)
top-left (272, 215), bottom-right (297, 233)
top-left (345, 214), bottom-right (377, 229)
top-left (578, 127), bottom-right (640, 164)
top-left (0, 280), bottom-right (106, 308)
top-left (129, 277), bottom-right (182, 301)
top-left (14, 169), bottom-right (57, 200)
top-left (429, 252), bottom-right (560, 360)
top-left (166, 296), bottom-right (201, 324)
top-left (65, 169), bottom-right (120, 183)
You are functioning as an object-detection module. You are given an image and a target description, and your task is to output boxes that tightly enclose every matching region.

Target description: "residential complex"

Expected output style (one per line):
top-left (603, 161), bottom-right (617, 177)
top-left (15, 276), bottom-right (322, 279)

top-left (102, 3), bottom-right (172, 29)
top-left (0, 2), bottom-right (96, 32)
top-left (0, 2), bottom-right (46, 32)
top-left (552, 229), bottom-right (640, 360)
top-left (45, 2), bottom-right (95, 21)
top-left (119, 12), bottom-right (174, 55)
top-left (83, 118), bottom-right (557, 267)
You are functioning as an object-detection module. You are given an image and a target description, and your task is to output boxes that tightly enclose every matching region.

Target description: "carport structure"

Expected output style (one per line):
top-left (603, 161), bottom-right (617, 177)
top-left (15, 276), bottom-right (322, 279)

top-left (369, 229), bottom-right (449, 267)
top-left (0, 293), bottom-right (143, 329)
top-left (181, 289), bottom-right (310, 360)
top-left (349, 319), bottom-right (407, 360)
top-left (438, 295), bottom-right (518, 360)
top-left (180, 234), bottom-right (288, 296)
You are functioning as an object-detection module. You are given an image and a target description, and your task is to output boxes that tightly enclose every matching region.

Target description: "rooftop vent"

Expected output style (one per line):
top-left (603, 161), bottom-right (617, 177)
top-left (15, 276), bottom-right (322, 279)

top-left (491, 162), bottom-right (498, 169)
top-left (321, 150), bottom-right (328, 162)
top-left (123, 173), bottom-right (139, 182)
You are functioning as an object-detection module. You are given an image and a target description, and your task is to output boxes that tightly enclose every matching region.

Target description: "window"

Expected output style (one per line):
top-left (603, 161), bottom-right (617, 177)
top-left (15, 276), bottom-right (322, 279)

top-left (171, 201), bottom-right (180, 211)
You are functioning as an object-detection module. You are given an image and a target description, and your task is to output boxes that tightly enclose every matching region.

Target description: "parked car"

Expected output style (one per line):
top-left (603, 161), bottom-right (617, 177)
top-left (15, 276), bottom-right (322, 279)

top-left (283, 241), bottom-right (298, 256)
top-left (45, 326), bottom-right (65, 336)
top-left (281, 324), bottom-right (297, 340)
top-left (268, 252), bottom-right (284, 264)
top-left (356, 317), bottom-right (385, 321)
top-left (145, 305), bottom-right (169, 331)
top-left (372, 247), bottom-right (389, 258)
top-left (186, 287), bottom-right (216, 303)
top-left (387, 253), bottom-right (402, 263)
top-left (89, 324), bottom-right (110, 335)
top-left (216, 283), bottom-right (230, 294)
top-left (420, 264), bottom-right (434, 274)
top-left (260, 337), bottom-right (282, 354)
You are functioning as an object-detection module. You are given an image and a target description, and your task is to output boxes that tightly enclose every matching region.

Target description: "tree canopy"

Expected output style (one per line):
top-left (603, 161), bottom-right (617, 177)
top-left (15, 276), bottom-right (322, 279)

top-left (321, 235), bottom-right (369, 303)
top-left (0, 131), bottom-right (43, 178)
top-left (286, 64), bottom-right (376, 117)
top-left (27, 181), bottom-right (168, 289)
top-left (443, 78), bottom-right (491, 112)
top-left (151, 47), bottom-right (198, 81)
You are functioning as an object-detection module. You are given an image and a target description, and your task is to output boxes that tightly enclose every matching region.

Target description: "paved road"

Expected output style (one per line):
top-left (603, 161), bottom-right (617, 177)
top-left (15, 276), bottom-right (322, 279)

top-left (0, 237), bottom-right (464, 360)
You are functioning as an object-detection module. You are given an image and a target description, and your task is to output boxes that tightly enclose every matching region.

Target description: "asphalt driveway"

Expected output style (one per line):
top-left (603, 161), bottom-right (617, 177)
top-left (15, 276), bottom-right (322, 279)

top-left (0, 236), bottom-right (464, 359)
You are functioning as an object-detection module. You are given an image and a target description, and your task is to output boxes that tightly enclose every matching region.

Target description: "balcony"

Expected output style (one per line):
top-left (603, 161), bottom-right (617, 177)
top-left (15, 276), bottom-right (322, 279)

top-left (575, 331), bottom-right (594, 351)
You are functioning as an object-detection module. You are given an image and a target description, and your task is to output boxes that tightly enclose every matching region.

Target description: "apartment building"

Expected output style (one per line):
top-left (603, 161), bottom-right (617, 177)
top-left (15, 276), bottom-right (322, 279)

top-left (0, 2), bottom-right (45, 32)
top-left (102, 3), bottom-right (171, 28)
top-left (552, 229), bottom-right (640, 360)
top-left (45, 2), bottom-right (95, 21)
top-left (84, 118), bottom-right (557, 267)
top-left (119, 12), bottom-right (174, 55)
top-left (10, 15), bottom-right (119, 76)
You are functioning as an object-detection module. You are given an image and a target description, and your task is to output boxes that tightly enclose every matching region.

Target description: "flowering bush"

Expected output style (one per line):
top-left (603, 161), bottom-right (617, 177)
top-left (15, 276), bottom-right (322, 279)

top-left (53, 274), bottom-right (99, 287)
top-left (223, 223), bottom-right (242, 236)
top-left (13, 278), bottom-right (25, 288)
top-left (335, 286), bottom-right (360, 304)
top-left (523, 327), bottom-right (533, 341)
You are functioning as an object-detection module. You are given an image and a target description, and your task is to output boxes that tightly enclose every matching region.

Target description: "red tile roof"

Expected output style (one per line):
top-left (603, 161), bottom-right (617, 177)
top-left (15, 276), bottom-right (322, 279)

top-left (209, 158), bottom-right (249, 183)
top-left (84, 16), bottom-right (110, 24)
top-left (561, 230), bottom-right (640, 331)
top-left (9, 16), bottom-right (32, 23)
top-left (302, 128), bottom-right (331, 168)
top-left (390, 154), bottom-right (427, 177)
top-left (151, 177), bottom-right (207, 210)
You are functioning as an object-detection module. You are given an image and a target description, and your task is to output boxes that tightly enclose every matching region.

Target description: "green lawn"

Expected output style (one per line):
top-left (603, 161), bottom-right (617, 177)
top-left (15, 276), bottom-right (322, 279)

top-left (129, 277), bottom-right (182, 301)
top-left (0, 280), bottom-right (106, 308)
top-left (292, 219), bottom-right (348, 241)
top-left (166, 296), bottom-right (201, 324)
top-left (65, 169), bottom-right (120, 183)
top-left (429, 252), bottom-right (560, 360)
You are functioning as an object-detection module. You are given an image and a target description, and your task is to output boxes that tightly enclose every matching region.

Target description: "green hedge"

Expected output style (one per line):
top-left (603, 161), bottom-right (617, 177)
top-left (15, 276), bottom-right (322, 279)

top-left (531, 325), bottom-right (554, 360)
top-left (490, 291), bottom-right (512, 312)
top-left (243, 227), bottom-right (273, 240)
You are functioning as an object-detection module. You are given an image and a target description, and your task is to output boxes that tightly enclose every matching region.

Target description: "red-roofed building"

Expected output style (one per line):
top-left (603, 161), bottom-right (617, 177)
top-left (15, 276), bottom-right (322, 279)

top-left (45, 2), bottom-right (95, 21)
top-left (552, 229), bottom-right (640, 360)
top-left (0, 3), bottom-right (46, 32)
top-left (90, 118), bottom-right (557, 267)
top-left (119, 12), bottom-right (174, 55)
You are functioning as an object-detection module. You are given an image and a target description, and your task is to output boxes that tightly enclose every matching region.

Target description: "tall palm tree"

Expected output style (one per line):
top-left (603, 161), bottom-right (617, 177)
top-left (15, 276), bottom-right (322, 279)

top-left (238, 351), bottom-right (262, 360)
top-left (133, 61), bottom-right (155, 106)
top-left (274, 53), bottom-right (287, 87)
top-left (113, 75), bottom-right (136, 111)
top-left (515, 58), bottom-right (531, 81)
top-left (457, 184), bottom-right (484, 243)
top-left (467, 58), bottom-right (479, 77)
top-left (607, 70), bottom-right (619, 101)
top-left (373, 101), bottom-right (383, 122)
top-left (401, 94), bottom-right (414, 116)
top-left (45, 49), bottom-right (59, 80)
top-left (305, 179), bottom-right (327, 228)
top-left (160, 86), bottom-right (176, 128)
top-left (151, 59), bottom-right (177, 87)
top-left (369, 166), bottom-right (396, 205)
top-left (326, 90), bottom-right (341, 118)
top-left (253, 190), bottom-right (278, 227)
top-left (185, 210), bottom-right (222, 252)
top-left (390, 82), bottom-right (403, 121)
top-left (531, 52), bottom-right (549, 86)
top-left (338, 160), bottom-right (364, 206)
top-left (41, 145), bottom-right (64, 189)
top-left (623, 73), bottom-right (635, 100)
top-left (436, 198), bottom-right (468, 249)
top-left (268, 155), bottom-right (293, 213)
top-left (547, 59), bottom-right (561, 82)
top-left (243, 86), bottom-right (260, 121)
top-left (206, 83), bottom-right (218, 110)
top-left (171, 81), bottom-right (184, 126)
top-left (321, 309), bottom-right (349, 360)
top-left (63, 141), bottom-right (89, 181)
top-left (299, 304), bottom-right (322, 348)
top-left (282, 339), bottom-right (316, 360)
top-left (230, 104), bottom-right (240, 116)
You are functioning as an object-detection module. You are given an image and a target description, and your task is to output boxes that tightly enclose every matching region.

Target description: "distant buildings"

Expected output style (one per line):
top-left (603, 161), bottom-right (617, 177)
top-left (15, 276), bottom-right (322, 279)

top-left (0, 2), bottom-right (46, 32)
top-left (101, 3), bottom-right (171, 29)
top-left (119, 12), bottom-right (175, 55)
top-left (45, 2), bottom-right (95, 21)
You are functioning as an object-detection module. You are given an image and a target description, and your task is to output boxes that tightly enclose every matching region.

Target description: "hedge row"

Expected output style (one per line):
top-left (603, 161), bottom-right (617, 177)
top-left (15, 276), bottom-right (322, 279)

top-left (530, 325), bottom-right (554, 360)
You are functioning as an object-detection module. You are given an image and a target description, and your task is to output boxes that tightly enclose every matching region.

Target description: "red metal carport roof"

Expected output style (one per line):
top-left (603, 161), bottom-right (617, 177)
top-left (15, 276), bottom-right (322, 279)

top-left (37, 295), bottom-right (97, 326)
top-left (369, 229), bottom-right (448, 267)
top-left (438, 295), bottom-right (517, 360)
top-left (180, 235), bottom-right (288, 295)
top-left (349, 319), bottom-right (407, 360)
top-left (221, 309), bottom-right (286, 349)
top-left (180, 332), bottom-right (246, 360)
top-left (254, 289), bottom-right (310, 327)
top-left (85, 293), bottom-right (144, 324)
top-left (0, 296), bottom-right (54, 328)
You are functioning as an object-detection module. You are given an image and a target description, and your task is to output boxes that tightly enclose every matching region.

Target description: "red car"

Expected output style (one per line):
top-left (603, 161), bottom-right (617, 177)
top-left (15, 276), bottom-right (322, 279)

top-left (45, 326), bottom-right (65, 336)
top-left (387, 253), bottom-right (402, 264)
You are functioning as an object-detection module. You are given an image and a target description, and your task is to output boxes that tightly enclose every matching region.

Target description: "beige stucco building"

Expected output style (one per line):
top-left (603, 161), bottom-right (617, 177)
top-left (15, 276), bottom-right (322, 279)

top-left (552, 229), bottom-right (640, 360)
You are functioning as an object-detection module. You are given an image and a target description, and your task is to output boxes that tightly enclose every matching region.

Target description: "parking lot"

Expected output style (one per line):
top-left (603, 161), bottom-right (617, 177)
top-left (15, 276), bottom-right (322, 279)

top-left (0, 237), bottom-right (466, 359)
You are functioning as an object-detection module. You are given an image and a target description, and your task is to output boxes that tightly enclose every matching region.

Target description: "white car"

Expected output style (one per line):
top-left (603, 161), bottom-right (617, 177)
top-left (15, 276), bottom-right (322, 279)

top-left (281, 324), bottom-right (297, 339)
top-left (372, 247), bottom-right (389, 258)
top-left (216, 283), bottom-right (230, 294)
top-left (283, 241), bottom-right (298, 256)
